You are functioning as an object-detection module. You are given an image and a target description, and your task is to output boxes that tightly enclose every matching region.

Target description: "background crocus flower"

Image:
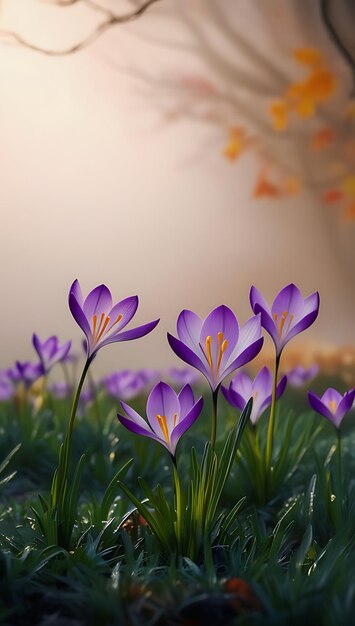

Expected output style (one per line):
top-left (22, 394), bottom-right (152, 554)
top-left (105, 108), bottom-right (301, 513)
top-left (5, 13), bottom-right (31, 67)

top-left (49, 382), bottom-right (71, 400)
top-left (105, 370), bottom-right (147, 401)
top-left (222, 366), bottom-right (287, 425)
top-left (167, 305), bottom-right (263, 391)
top-left (308, 388), bottom-right (355, 429)
top-left (117, 382), bottom-right (203, 457)
top-left (250, 283), bottom-right (320, 357)
top-left (16, 361), bottom-right (44, 387)
top-left (0, 372), bottom-right (14, 401)
top-left (69, 279), bottom-right (159, 359)
top-left (32, 334), bottom-right (71, 374)
top-left (167, 367), bottom-right (200, 387)
top-left (286, 364), bottom-right (319, 388)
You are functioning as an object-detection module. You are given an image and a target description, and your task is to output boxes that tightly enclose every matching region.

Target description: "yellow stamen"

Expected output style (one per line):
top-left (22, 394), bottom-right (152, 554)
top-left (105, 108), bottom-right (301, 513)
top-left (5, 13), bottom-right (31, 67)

top-left (278, 310), bottom-right (287, 337)
top-left (329, 400), bottom-right (337, 414)
top-left (206, 336), bottom-right (213, 368)
top-left (156, 414), bottom-right (170, 443)
top-left (173, 413), bottom-right (178, 427)
top-left (217, 337), bottom-right (228, 371)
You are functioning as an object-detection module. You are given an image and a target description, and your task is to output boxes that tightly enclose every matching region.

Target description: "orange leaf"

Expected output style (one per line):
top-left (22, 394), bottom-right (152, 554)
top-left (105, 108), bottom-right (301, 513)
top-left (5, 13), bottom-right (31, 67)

top-left (269, 101), bottom-right (288, 131)
top-left (310, 127), bottom-right (336, 150)
top-left (343, 202), bottom-right (355, 220)
top-left (322, 189), bottom-right (343, 204)
top-left (293, 48), bottom-right (323, 66)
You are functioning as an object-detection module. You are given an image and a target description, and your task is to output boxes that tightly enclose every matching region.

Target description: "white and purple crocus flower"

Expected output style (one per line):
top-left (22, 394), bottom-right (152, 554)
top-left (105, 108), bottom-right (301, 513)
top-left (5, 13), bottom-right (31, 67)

top-left (68, 279), bottom-right (159, 359)
top-left (308, 388), bottom-right (355, 429)
top-left (250, 283), bottom-right (320, 358)
top-left (32, 334), bottom-right (71, 374)
top-left (117, 382), bottom-right (203, 457)
top-left (167, 305), bottom-right (263, 391)
top-left (222, 366), bottom-right (287, 425)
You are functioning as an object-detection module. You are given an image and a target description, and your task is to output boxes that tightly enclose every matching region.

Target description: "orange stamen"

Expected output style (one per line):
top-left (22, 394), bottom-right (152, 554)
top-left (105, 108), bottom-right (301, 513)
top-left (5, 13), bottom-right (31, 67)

top-left (156, 414), bottom-right (170, 443)
top-left (173, 413), bottom-right (178, 427)
top-left (92, 314), bottom-right (98, 338)
top-left (96, 315), bottom-right (111, 342)
top-left (94, 312), bottom-right (105, 341)
top-left (328, 400), bottom-right (337, 414)
top-left (206, 336), bottom-right (213, 368)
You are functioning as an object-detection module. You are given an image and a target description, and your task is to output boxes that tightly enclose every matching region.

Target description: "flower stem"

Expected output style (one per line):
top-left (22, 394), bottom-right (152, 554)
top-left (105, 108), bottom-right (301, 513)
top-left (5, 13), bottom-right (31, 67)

top-left (211, 386), bottom-right (220, 450)
top-left (172, 457), bottom-right (183, 550)
top-left (337, 428), bottom-right (343, 495)
top-left (54, 357), bottom-right (92, 506)
top-left (265, 354), bottom-right (280, 472)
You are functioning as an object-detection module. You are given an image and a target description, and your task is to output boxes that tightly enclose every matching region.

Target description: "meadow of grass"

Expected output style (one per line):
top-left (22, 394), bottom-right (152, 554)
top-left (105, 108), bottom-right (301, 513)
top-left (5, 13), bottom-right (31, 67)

top-left (1, 375), bottom-right (355, 626)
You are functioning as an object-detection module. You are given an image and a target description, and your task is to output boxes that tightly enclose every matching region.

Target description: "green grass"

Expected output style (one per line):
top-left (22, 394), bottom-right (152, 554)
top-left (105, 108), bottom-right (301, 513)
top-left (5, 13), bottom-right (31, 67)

top-left (1, 381), bottom-right (355, 625)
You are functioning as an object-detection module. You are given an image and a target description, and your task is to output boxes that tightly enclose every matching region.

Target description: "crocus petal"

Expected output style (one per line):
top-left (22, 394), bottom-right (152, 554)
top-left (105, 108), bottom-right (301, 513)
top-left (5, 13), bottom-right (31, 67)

top-left (230, 371), bottom-right (253, 400)
top-left (178, 384), bottom-right (195, 420)
top-left (100, 319), bottom-right (160, 346)
top-left (250, 286), bottom-right (271, 315)
top-left (222, 336), bottom-right (263, 382)
top-left (32, 333), bottom-right (42, 356)
top-left (335, 389), bottom-right (355, 421)
top-left (271, 283), bottom-right (304, 321)
top-left (250, 286), bottom-right (279, 345)
top-left (146, 382), bottom-right (180, 433)
top-left (200, 305), bottom-right (239, 364)
top-left (117, 413), bottom-right (165, 448)
top-left (283, 293), bottom-right (320, 343)
top-left (177, 309), bottom-right (203, 352)
top-left (257, 375), bottom-right (287, 417)
top-left (321, 387), bottom-right (343, 407)
top-left (69, 292), bottom-right (92, 340)
top-left (276, 375), bottom-right (287, 399)
top-left (167, 333), bottom-right (209, 380)
top-left (308, 391), bottom-right (335, 422)
top-left (70, 279), bottom-right (84, 307)
top-left (83, 284), bottom-right (113, 318)
top-left (253, 366), bottom-right (273, 396)
top-left (222, 385), bottom-right (247, 411)
top-left (120, 400), bottom-right (156, 431)
top-left (170, 396), bottom-right (203, 453)
top-left (54, 340), bottom-right (72, 363)
top-left (107, 296), bottom-right (139, 333)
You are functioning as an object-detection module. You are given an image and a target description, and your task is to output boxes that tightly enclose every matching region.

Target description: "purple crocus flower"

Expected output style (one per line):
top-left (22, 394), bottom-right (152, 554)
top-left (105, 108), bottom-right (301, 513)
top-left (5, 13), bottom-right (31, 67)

top-left (308, 388), bottom-right (355, 429)
top-left (49, 382), bottom-right (71, 399)
top-left (5, 367), bottom-right (22, 383)
top-left (222, 367), bottom-right (287, 425)
top-left (69, 279), bottom-right (159, 359)
top-left (117, 382), bottom-right (203, 457)
top-left (167, 305), bottom-right (263, 391)
top-left (0, 372), bottom-right (14, 401)
top-left (167, 367), bottom-right (200, 387)
top-left (32, 334), bottom-right (71, 374)
top-left (286, 364), bottom-right (319, 388)
top-left (16, 361), bottom-right (44, 387)
top-left (105, 370), bottom-right (147, 401)
top-left (250, 284), bottom-right (320, 357)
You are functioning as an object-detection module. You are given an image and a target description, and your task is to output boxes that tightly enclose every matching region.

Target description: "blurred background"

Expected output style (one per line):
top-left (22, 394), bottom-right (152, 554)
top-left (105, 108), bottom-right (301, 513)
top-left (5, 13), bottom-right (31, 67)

top-left (0, 0), bottom-right (354, 376)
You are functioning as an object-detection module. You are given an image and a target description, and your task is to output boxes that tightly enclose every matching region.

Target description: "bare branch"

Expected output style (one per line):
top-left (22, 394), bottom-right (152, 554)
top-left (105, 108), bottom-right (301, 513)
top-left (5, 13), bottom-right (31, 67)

top-left (0, 0), bottom-right (162, 56)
